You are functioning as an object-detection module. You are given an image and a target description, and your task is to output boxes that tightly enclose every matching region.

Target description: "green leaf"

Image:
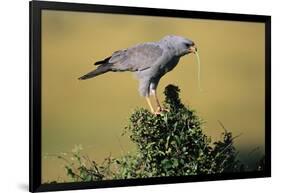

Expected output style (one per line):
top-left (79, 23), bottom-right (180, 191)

top-left (165, 136), bottom-right (170, 149)
top-left (146, 142), bottom-right (156, 149)
top-left (172, 159), bottom-right (179, 168)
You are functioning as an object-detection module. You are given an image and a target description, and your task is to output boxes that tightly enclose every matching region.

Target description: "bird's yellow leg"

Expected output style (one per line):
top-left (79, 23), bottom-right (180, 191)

top-left (152, 89), bottom-right (169, 113)
top-left (145, 96), bottom-right (155, 113)
top-left (151, 90), bottom-right (162, 113)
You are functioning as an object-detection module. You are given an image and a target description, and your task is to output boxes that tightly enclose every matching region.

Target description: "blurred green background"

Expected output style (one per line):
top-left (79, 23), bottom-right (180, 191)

top-left (41, 10), bottom-right (265, 182)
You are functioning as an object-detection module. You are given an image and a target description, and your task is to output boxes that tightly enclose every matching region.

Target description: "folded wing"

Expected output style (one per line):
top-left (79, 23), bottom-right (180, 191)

top-left (103, 43), bottom-right (164, 72)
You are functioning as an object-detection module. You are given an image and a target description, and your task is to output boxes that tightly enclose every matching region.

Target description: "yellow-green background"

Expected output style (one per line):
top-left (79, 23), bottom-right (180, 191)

top-left (42, 10), bottom-right (265, 182)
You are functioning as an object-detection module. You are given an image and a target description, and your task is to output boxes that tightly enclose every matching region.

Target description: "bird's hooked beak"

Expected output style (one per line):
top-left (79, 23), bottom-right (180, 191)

top-left (187, 45), bottom-right (197, 54)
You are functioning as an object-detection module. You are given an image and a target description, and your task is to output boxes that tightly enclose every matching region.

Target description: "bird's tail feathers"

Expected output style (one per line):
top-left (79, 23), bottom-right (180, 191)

top-left (94, 56), bottom-right (111, 65)
top-left (78, 64), bottom-right (112, 80)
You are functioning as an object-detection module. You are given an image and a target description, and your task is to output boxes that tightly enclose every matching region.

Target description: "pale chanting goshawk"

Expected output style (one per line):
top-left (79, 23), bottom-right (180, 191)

top-left (79, 35), bottom-right (198, 114)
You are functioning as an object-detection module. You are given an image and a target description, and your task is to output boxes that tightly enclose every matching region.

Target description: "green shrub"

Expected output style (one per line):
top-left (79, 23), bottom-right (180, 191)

top-left (58, 84), bottom-right (242, 182)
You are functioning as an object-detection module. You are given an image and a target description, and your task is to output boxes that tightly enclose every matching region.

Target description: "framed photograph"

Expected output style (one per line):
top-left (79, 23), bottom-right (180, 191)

top-left (30, 0), bottom-right (271, 192)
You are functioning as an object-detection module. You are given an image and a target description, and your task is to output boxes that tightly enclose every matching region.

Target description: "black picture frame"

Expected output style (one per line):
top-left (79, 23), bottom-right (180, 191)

top-left (29, 0), bottom-right (271, 192)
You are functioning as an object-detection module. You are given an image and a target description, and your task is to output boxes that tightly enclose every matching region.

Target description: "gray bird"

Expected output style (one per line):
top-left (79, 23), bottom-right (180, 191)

top-left (79, 35), bottom-right (197, 114)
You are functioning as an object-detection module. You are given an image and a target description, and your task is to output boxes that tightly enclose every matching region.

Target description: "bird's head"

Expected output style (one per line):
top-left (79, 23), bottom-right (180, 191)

top-left (161, 35), bottom-right (197, 57)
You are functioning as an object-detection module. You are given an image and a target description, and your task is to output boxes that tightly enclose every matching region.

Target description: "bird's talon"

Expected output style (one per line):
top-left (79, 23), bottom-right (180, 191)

top-left (158, 106), bottom-right (170, 112)
top-left (154, 109), bottom-right (163, 115)
top-left (156, 106), bottom-right (162, 112)
top-left (152, 107), bottom-right (169, 115)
